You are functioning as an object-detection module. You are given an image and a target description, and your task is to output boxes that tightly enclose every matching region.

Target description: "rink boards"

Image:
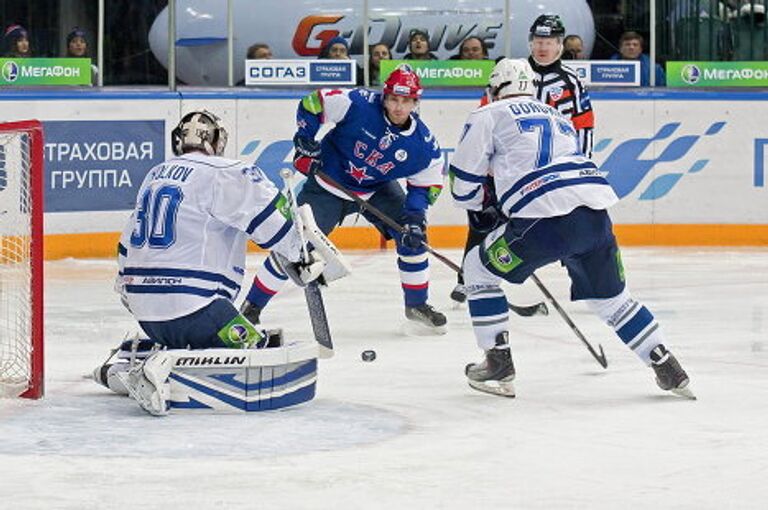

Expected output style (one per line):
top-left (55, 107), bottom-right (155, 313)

top-left (0, 88), bottom-right (765, 258)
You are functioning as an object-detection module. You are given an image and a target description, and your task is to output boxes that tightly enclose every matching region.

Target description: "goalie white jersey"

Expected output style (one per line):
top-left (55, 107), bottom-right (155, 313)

top-left (117, 152), bottom-right (302, 322)
top-left (450, 97), bottom-right (617, 218)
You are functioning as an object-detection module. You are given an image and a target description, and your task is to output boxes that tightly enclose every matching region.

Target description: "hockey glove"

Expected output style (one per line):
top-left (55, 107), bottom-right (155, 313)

top-left (293, 135), bottom-right (322, 176)
top-left (270, 248), bottom-right (327, 288)
top-left (400, 222), bottom-right (426, 249)
top-left (467, 205), bottom-right (504, 234)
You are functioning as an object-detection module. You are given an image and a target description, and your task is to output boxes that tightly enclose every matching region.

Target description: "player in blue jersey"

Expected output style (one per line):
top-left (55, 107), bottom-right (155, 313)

top-left (241, 66), bottom-right (448, 332)
top-left (451, 59), bottom-right (693, 399)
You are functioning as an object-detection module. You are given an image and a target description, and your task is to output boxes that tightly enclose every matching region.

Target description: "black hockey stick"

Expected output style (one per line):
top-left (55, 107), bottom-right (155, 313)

top-left (314, 169), bottom-right (547, 318)
top-left (529, 273), bottom-right (608, 369)
top-left (281, 169), bottom-right (334, 358)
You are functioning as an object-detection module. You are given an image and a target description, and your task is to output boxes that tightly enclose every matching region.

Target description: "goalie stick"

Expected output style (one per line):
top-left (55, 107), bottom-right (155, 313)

top-left (280, 169), bottom-right (334, 359)
top-left (313, 169), bottom-right (547, 318)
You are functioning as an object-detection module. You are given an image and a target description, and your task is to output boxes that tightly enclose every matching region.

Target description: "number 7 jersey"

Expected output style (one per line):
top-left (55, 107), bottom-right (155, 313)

top-left (116, 152), bottom-right (302, 322)
top-left (450, 97), bottom-right (617, 219)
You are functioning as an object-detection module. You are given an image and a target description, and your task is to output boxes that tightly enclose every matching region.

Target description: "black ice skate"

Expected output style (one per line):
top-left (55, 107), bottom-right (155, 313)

top-left (450, 284), bottom-right (468, 304)
top-left (650, 345), bottom-right (696, 400)
top-left (240, 300), bottom-right (262, 325)
top-left (405, 303), bottom-right (447, 333)
top-left (465, 332), bottom-right (516, 398)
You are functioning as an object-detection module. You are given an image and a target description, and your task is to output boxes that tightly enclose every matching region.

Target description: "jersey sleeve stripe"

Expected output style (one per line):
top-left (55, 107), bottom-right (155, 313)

top-left (451, 184), bottom-right (481, 202)
top-left (449, 164), bottom-right (487, 184)
top-left (246, 194), bottom-right (282, 235)
top-left (264, 256), bottom-right (289, 281)
top-left (258, 221), bottom-right (293, 249)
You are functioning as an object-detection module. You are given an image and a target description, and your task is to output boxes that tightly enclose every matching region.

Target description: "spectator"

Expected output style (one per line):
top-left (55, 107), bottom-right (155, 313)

top-left (611, 31), bottom-right (666, 87)
top-left (368, 42), bottom-right (391, 85)
top-left (403, 30), bottom-right (438, 60)
top-left (65, 27), bottom-right (99, 85)
top-left (246, 43), bottom-right (273, 60)
top-left (563, 34), bottom-right (586, 59)
top-left (3, 24), bottom-right (31, 58)
top-left (319, 36), bottom-right (364, 85)
top-left (454, 36), bottom-right (489, 60)
top-left (319, 36), bottom-right (349, 59)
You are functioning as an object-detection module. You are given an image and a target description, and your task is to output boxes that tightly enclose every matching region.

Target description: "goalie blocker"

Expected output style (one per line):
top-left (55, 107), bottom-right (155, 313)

top-left (272, 203), bottom-right (351, 287)
top-left (109, 341), bottom-right (319, 416)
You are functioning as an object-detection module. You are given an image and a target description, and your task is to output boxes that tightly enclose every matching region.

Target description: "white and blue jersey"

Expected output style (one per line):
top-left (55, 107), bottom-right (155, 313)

top-left (116, 152), bottom-right (301, 322)
top-left (297, 88), bottom-right (443, 218)
top-left (450, 96), bottom-right (617, 218)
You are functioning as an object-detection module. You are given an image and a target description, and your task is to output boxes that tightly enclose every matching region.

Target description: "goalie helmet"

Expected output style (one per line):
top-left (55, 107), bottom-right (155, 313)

top-left (171, 110), bottom-right (228, 156)
top-left (529, 14), bottom-right (566, 39)
top-left (488, 58), bottom-right (535, 100)
top-left (383, 64), bottom-right (423, 99)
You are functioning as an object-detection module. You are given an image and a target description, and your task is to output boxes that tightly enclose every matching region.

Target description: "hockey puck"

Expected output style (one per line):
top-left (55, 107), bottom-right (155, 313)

top-left (361, 350), bottom-right (376, 362)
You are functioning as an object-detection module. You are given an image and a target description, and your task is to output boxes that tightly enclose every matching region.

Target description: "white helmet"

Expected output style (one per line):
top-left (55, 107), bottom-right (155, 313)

top-left (171, 110), bottom-right (228, 156)
top-left (488, 58), bottom-right (535, 100)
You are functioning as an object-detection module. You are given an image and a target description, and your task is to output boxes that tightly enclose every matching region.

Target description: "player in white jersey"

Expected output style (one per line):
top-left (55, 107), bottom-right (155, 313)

top-left (450, 14), bottom-right (595, 305)
top-left (95, 111), bottom-right (332, 409)
top-left (450, 59), bottom-right (693, 399)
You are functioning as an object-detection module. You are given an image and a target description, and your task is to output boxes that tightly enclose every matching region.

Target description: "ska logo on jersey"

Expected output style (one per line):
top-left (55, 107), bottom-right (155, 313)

top-left (379, 128), bottom-right (398, 150)
top-left (395, 149), bottom-right (408, 162)
top-left (347, 162), bottom-right (374, 183)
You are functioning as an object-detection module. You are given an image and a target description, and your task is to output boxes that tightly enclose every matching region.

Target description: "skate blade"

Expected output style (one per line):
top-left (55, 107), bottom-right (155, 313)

top-left (467, 378), bottom-right (516, 398)
top-left (671, 384), bottom-right (697, 400)
top-left (402, 320), bottom-right (447, 337)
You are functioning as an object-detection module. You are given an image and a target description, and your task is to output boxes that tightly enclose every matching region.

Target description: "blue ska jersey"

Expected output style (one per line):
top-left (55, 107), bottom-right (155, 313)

top-left (297, 88), bottom-right (444, 215)
top-left (450, 97), bottom-right (618, 218)
top-left (117, 152), bottom-right (302, 322)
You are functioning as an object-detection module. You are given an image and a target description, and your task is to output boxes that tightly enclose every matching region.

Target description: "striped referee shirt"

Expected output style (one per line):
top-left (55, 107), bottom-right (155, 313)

top-left (528, 56), bottom-right (594, 158)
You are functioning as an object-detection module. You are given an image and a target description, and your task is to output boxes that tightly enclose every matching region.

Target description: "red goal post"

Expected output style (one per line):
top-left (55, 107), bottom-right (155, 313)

top-left (0, 120), bottom-right (44, 399)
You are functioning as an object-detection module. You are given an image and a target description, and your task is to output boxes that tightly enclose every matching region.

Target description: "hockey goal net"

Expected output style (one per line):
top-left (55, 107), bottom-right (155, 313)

top-left (0, 120), bottom-right (44, 399)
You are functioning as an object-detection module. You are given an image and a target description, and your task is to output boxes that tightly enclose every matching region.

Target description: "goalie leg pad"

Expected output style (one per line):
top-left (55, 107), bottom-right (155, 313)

top-left (163, 343), bottom-right (319, 413)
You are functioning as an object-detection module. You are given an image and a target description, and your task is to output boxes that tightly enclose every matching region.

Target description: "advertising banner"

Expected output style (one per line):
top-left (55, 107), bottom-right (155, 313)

top-left (43, 120), bottom-right (165, 212)
top-left (0, 58), bottom-right (92, 86)
top-left (563, 60), bottom-right (640, 86)
top-left (244, 59), bottom-right (356, 86)
top-left (380, 60), bottom-right (494, 87)
top-left (667, 61), bottom-right (768, 87)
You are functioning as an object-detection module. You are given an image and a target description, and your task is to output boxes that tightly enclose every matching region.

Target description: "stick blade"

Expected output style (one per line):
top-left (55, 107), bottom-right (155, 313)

top-left (304, 281), bottom-right (334, 357)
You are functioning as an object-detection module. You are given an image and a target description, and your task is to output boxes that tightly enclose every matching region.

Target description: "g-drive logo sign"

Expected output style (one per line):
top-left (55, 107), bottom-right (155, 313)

top-left (43, 120), bottom-right (164, 212)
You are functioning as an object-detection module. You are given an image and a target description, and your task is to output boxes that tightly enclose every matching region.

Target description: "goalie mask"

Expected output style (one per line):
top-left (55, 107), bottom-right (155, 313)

top-left (488, 58), bottom-right (535, 100)
top-left (171, 110), bottom-right (228, 157)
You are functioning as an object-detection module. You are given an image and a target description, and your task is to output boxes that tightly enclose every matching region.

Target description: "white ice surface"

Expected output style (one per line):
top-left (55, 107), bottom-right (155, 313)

top-left (1, 248), bottom-right (767, 509)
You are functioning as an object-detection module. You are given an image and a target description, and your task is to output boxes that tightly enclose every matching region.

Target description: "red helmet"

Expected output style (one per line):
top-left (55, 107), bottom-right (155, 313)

top-left (383, 66), bottom-right (423, 99)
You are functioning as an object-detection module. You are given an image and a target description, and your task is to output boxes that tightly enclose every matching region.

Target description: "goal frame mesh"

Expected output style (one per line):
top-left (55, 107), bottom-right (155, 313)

top-left (0, 120), bottom-right (44, 399)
